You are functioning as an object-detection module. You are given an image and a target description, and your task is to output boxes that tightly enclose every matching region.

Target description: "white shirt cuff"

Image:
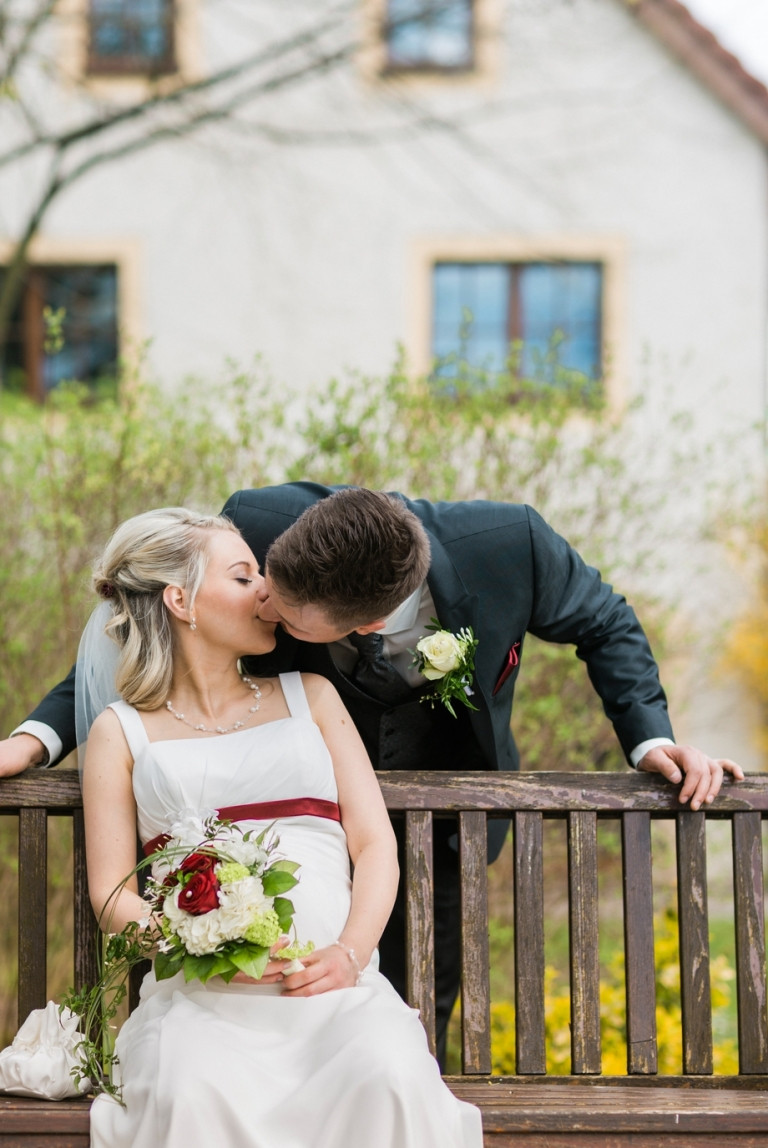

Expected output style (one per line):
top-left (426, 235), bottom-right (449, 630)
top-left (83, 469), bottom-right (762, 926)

top-left (630, 737), bottom-right (675, 768)
top-left (11, 722), bottom-right (63, 768)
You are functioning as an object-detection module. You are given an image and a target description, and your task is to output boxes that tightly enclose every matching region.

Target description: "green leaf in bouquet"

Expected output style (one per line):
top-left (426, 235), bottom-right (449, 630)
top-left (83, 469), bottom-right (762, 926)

top-left (205, 953), bottom-right (238, 981)
top-left (273, 896), bottom-right (295, 932)
top-left (182, 954), bottom-right (217, 983)
top-left (262, 868), bottom-right (299, 895)
top-left (251, 822), bottom-right (277, 847)
top-left (228, 945), bottom-right (270, 980)
top-left (154, 949), bottom-right (186, 982)
top-left (269, 860), bottom-right (300, 875)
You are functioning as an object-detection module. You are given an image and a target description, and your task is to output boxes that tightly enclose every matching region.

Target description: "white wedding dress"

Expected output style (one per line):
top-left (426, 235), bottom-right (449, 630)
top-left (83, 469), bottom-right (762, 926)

top-left (89, 672), bottom-right (482, 1148)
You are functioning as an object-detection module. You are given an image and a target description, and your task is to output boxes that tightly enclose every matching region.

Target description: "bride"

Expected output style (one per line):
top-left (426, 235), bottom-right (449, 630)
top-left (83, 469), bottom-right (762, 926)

top-left (80, 507), bottom-right (482, 1147)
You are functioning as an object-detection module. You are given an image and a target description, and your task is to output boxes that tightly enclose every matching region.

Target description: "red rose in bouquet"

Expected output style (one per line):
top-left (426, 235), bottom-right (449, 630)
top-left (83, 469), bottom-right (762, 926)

top-left (180, 852), bottom-right (218, 876)
top-left (179, 869), bottom-right (220, 915)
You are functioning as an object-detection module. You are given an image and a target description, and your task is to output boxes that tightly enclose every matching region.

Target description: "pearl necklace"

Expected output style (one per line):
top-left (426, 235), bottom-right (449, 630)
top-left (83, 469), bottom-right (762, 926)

top-left (165, 676), bottom-right (262, 733)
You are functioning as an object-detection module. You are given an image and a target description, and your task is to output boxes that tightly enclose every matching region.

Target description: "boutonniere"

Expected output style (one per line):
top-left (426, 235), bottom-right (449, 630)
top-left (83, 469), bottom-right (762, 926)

top-left (411, 618), bottom-right (479, 718)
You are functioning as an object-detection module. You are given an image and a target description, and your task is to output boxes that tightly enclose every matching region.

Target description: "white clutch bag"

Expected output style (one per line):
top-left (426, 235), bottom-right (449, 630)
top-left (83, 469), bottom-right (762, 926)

top-left (0, 1001), bottom-right (92, 1100)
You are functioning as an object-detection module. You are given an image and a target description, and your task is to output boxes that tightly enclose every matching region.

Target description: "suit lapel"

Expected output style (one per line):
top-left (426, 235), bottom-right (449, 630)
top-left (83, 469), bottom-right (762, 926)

top-left (423, 530), bottom-right (497, 734)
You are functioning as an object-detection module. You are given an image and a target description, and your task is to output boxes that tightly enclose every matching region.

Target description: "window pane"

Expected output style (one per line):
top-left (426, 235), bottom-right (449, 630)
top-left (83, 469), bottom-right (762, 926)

top-left (387, 0), bottom-right (473, 69)
top-left (432, 262), bottom-right (509, 376)
top-left (0, 265), bottom-right (118, 396)
top-left (518, 263), bottom-right (602, 382)
top-left (90, 0), bottom-right (173, 69)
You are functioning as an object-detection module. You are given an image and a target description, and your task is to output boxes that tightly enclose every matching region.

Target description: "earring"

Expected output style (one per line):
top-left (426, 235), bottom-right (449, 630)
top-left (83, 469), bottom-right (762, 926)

top-left (189, 617), bottom-right (197, 631)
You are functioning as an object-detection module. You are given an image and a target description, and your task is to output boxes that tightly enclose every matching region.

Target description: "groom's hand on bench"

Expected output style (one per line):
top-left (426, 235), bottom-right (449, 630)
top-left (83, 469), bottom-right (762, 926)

top-left (0, 733), bottom-right (48, 777)
top-left (637, 743), bottom-right (744, 810)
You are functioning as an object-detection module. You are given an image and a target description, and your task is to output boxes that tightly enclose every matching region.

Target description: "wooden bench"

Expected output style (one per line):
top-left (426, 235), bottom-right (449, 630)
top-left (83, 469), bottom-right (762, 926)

top-left (1, 767), bottom-right (768, 1146)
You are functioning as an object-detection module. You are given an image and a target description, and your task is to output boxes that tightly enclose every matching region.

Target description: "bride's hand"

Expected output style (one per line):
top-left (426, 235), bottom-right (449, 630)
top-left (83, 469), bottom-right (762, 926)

top-left (230, 936), bottom-right (292, 985)
top-left (279, 944), bottom-right (361, 997)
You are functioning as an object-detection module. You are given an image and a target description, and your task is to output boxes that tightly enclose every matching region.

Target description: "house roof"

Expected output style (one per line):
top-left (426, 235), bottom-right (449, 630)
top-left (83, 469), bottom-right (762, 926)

top-left (628, 0), bottom-right (768, 145)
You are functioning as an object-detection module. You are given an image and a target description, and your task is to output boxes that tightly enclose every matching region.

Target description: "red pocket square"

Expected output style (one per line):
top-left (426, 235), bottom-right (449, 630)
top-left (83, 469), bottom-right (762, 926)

top-left (492, 642), bottom-right (521, 696)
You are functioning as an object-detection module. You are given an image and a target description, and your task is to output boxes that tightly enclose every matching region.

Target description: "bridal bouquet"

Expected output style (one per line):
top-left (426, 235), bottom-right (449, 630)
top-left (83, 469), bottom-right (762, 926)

top-left (151, 813), bottom-right (313, 983)
top-left (62, 815), bottom-right (312, 1100)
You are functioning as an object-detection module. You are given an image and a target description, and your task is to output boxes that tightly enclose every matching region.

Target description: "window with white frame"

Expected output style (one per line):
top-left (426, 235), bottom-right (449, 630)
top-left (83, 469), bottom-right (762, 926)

top-left (431, 260), bottom-right (604, 387)
top-left (385, 0), bottom-right (474, 71)
top-left (0, 265), bottom-right (119, 399)
top-left (87, 0), bottom-right (176, 75)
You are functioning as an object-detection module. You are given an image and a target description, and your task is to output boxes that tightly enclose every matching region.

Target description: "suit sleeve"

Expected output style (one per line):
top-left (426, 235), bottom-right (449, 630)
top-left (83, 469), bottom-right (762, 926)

top-left (525, 508), bottom-right (673, 760)
top-left (24, 664), bottom-right (78, 764)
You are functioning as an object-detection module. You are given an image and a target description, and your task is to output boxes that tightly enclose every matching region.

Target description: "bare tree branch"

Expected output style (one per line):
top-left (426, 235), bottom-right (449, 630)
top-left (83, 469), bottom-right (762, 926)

top-left (0, 0), bottom-right (56, 86)
top-left (0, 6), bottom-right (355, 171)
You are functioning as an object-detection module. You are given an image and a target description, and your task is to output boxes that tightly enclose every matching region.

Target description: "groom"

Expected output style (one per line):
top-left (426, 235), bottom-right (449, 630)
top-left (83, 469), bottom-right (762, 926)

top-left (0, 482), bottom-right (742, 1064)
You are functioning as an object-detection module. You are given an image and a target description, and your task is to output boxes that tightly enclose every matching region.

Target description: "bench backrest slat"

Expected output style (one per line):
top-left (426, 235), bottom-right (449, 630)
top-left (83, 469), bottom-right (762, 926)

top-left (17, 807), bottom-right (48, 1023)
top-left (621, 810), bottom-right (657, 1073)
top-left (457, 811), bottom-right (491, 1074)
top-left (513, 811), bottom-right (546, 1074)
top-left (73, 808), bottom-right (100, 992)
top-left (404, 810), bottom-right (436, 1057)
top-left (676, 811), bottom-right (713, 1073)
top-left (732, 810), bottom-right (768, 1072)
top-left (567, 810), bottom-right (601, 1074)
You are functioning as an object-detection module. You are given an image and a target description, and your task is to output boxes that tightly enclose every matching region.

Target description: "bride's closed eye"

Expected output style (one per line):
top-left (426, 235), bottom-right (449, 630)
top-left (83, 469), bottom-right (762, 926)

top-left (236, 577), bottom-right (254, 585)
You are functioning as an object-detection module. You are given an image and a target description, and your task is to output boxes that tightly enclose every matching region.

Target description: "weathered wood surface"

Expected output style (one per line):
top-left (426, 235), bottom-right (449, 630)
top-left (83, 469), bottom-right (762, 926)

top-left (0, 772), bottom-right (99, 1035)
top-left (622, 811), bottom-right (657, 1073)
top-left (0, 1095), bottom-right (90, 1146)
top-left (404, 809), bottom-right (436, 1056)
top-left (448, 1079), bottom-right (768, 1128)
top-left (458, 810), bottom-right (491, 1073)
top-left (0, 770), bottom-right (82, 808)
top-left (378, 770), bottom-right (768, 814)
top-left (514, 810), bottom-right (546, 1074)
top-left (17, 808), bottom-right (48, 1024)
top-left (732, 810), bottom-right (768, 1072)
top-left (677, 811), bottom-right (713, 1074)
top-left (568, 810), bottom-right (601, 1074)
top-left (3, 766), bottom-right (767, 811)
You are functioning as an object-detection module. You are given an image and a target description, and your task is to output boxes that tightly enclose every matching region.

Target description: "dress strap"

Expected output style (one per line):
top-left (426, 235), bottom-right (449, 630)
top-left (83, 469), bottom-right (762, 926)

top-left (279, 672), bottom-right (312, 721)
top-left (107, 700), bottom-right (150, 763)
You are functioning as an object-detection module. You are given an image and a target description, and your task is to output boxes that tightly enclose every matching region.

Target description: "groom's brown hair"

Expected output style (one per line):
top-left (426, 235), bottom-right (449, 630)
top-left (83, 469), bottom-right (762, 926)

top-left (265, 488), bottom-right (430, 629)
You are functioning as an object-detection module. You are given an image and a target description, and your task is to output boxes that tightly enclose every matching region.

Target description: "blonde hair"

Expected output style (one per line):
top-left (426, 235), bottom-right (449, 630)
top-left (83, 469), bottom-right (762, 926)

top-left (94, 507), bottom-right (239, 709)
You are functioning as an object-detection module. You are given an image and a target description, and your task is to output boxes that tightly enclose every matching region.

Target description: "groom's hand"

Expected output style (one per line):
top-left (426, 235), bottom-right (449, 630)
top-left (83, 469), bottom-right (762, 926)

top-left (637, 744), bottom-right (744, 810)
top-left (0, 734), bottom-right (47, 777)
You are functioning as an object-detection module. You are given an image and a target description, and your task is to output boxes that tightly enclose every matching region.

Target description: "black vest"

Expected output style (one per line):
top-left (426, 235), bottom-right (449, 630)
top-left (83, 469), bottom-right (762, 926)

top-left (258, 639), bottom-right (487, 772)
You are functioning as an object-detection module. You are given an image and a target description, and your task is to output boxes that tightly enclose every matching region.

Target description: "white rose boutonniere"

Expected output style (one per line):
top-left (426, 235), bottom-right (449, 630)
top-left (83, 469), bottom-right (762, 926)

top-left (412, 618), bottom-right (479, 718)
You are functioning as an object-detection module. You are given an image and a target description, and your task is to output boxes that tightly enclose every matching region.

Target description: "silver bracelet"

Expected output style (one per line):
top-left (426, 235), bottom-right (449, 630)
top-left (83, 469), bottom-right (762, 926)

top-left (333, 940), bottom-right (362, 984)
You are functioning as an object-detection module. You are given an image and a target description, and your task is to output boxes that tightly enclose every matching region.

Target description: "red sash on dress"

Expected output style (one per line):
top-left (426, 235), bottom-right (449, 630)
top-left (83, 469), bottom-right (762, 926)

top-left (142, 797), bottom-right (341, 857)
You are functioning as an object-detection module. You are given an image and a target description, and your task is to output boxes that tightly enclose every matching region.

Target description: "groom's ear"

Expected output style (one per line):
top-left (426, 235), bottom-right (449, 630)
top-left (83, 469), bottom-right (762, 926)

top-left (163, 584), bottom-right (188, 621)
top-left (354, 619), bottom-right (387, 635)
